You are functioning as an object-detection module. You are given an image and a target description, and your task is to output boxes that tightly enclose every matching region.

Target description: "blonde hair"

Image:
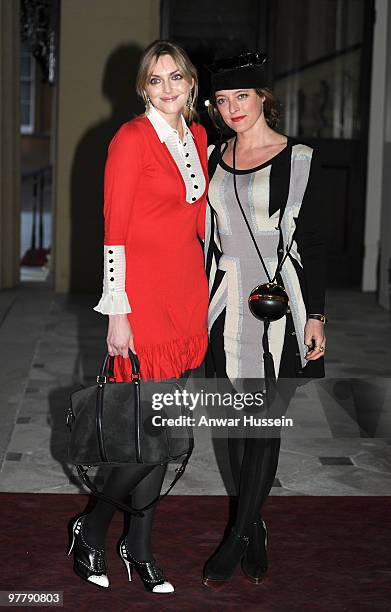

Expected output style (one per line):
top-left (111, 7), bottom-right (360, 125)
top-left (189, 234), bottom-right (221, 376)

top-left (136, 40), bottom-right (199, 123)
top-left (208, 88), bottom-right (281, 130)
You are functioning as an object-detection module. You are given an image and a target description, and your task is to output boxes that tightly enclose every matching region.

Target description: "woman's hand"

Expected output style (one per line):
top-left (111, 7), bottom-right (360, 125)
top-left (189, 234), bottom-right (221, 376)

top-left (107, 314), bottom-right (136, 357)
top-left (304, 319), bottom-right (326, 361)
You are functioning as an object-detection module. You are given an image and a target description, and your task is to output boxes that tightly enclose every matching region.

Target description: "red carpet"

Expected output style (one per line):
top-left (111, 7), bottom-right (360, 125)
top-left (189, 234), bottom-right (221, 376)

top-left (0, 494), bottom-right (390, 611)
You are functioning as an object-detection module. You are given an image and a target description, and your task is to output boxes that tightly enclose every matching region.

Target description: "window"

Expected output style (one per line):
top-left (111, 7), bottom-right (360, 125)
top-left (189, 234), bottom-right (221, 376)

top-left (20, 46), bottom-right (35, 134)
top-left (271, 0), bottom-right (367, 139)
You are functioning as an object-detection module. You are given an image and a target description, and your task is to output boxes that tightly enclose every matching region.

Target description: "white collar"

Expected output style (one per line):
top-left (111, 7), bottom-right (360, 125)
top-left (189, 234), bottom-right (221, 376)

top-left (146, 104), bottom-right (192, 143)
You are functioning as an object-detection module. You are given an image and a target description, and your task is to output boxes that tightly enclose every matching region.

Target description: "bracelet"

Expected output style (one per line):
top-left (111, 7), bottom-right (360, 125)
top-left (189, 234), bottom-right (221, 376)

top-left (308, 314), bottom-right (328, 324)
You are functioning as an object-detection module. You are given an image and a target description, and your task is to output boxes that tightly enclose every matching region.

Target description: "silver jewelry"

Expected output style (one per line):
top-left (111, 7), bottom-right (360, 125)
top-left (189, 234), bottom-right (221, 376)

top-left (187, 91), bottom-right (194, 110)
top-left (143, 92), bottom-right (151, 112)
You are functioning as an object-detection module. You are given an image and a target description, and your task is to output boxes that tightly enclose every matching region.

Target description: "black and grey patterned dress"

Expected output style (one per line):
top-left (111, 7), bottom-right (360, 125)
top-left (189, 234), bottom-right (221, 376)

top-left (204, 137), bottom-right (326, 381)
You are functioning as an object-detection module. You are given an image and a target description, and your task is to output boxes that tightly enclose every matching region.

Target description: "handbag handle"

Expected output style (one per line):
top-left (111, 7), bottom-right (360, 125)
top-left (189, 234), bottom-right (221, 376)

top-left (97, 348), bottom-right (140, 384)
top-left (76, 446), bottom-right (193, 518)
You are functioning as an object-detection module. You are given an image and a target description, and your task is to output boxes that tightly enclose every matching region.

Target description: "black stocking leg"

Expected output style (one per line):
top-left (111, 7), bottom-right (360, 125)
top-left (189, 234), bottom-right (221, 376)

top-left (125, 464), bottom-right (167, 560)
top-left (239, 382), bottom-right (295, 573)
top-left (82, 464), bottom-right (156, 550)
top-left (241, 381), bottom-right (295, 529)
top-left (239, 437), bottom-right (281, 569)
top-left (204, 435), bottom-right (281, 582)
top-left (235, 436), bottom-right (281, 535)
top-left (227, 436), bottom-right (246, 495)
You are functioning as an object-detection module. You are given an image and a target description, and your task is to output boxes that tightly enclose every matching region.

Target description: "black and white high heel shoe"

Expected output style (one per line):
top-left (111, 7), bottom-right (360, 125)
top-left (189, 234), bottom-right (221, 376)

top-left (67, 515), bottom-right (109, 588)
top-left (119, 539), bottom-right (174, 594)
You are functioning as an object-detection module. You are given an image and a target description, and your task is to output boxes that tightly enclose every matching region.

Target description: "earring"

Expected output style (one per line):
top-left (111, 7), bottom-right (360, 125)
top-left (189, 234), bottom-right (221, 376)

top-left (187, 92), bottom-right (194, 111)
top-left (143, 93), bottom-right (151, 112)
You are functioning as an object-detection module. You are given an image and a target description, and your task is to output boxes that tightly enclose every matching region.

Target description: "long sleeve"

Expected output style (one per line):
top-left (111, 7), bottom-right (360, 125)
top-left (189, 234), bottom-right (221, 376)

top-left (93, 123), bottom-right (143, 315)
top-left (103, 123), bottom-right (143, 244)
top-left (294, 149), bottom-right (327, 314)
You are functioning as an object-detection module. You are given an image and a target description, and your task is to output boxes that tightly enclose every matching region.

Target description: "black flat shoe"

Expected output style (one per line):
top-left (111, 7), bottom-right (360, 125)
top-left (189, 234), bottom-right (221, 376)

top-left (202, 527), bottom-right (249, 588)
top-left (119, 539), bottom-right (174, 594)
top-left (67, 515), bottom-right (109, 588)
top-left (241, 519), bottom-right (268, 583)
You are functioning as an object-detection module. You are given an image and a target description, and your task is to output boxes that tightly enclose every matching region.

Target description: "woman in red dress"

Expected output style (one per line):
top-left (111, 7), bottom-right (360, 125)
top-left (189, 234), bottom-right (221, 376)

top-left (67, 40), bottom-right (208, 594)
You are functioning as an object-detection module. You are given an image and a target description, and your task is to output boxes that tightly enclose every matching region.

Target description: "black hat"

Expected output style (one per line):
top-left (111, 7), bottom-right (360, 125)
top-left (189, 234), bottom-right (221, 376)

top-left (209, 51), bottom-right (267, 93)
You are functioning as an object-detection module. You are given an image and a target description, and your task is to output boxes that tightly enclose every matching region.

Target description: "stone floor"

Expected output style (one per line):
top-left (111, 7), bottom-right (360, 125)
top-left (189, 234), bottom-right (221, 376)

top-left (0, 282), bottom-right (391, 497)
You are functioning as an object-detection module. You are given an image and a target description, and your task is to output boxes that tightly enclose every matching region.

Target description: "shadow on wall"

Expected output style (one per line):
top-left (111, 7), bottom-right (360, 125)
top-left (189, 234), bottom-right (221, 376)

top-left (52, 44), bottom-right (144, 500)
top-left (70, 43), bottom-right (144, 296)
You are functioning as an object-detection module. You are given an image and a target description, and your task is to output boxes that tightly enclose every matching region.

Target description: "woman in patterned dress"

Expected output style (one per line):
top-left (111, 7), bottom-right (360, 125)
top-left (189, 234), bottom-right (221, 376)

top-left (203, 52), bottom-right (327, 587)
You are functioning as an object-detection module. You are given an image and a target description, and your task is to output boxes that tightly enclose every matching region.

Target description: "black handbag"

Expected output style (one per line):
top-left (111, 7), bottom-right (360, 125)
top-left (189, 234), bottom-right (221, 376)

top-left (67, 349), bottom-right (194, 516)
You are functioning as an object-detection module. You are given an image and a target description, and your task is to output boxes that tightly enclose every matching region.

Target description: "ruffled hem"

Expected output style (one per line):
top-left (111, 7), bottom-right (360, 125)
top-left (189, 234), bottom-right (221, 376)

top-left (93, 291), bottom-right (132, 315)
top-left (114, 331), bottom-right (208, 381)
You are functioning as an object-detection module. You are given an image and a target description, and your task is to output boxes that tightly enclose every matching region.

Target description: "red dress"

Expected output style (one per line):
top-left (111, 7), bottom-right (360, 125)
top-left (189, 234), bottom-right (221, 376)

top-left (103, 115), bottom-right (209, 380)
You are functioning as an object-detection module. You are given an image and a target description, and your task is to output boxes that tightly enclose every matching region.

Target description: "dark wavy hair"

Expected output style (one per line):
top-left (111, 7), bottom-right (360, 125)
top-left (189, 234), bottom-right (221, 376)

top-left (208, 87), bottom-right (281, 130)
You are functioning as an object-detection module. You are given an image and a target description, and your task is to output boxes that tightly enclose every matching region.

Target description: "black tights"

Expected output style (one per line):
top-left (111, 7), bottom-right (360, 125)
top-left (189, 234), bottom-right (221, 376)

top-left (228, 435), bottom-right (281, 534)
top-left (228, 381), bottom-right (295, 534)
top-left (83, 463), bottom-right (167, 560)
top-left (207, 392), bottom-right (287, 571)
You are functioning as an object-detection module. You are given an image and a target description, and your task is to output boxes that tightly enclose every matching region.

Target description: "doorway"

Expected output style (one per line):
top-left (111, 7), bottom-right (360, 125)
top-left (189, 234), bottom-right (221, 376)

top-left (162, 0), bottom-right (375, 287)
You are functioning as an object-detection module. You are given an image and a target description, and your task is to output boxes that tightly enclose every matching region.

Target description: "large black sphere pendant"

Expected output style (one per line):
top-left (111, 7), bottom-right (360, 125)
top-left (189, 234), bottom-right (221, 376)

top-left (248, 282), bottom-right (289, 321)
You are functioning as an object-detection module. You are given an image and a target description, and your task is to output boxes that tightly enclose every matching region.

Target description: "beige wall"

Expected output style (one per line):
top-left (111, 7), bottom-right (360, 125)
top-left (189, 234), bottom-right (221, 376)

top-left (54, 0), bottom-right (160, 292)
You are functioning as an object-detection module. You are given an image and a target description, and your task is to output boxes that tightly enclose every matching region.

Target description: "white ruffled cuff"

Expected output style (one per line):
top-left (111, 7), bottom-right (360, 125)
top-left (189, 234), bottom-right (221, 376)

top-left (93, 245), bottom-right (132, 315)
top-left (93, 291), bottom-right (131, 314)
